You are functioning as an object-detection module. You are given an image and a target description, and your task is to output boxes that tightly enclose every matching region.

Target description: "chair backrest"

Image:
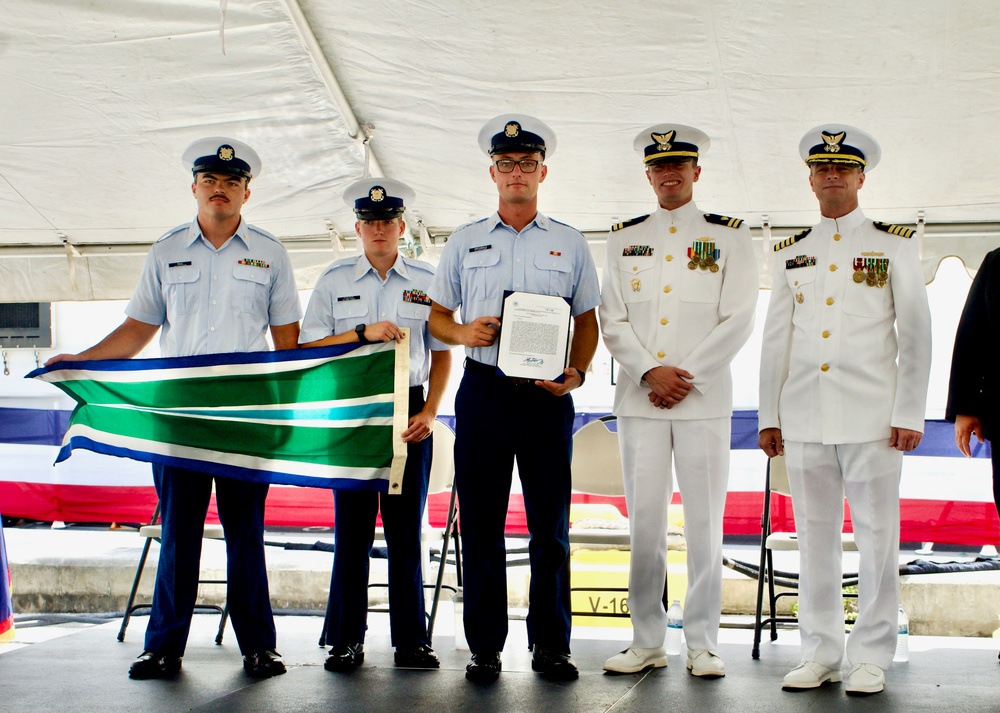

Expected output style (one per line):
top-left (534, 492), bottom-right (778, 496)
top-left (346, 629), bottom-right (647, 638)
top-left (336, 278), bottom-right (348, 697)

top-left (427, 419), bottom-right (456, 495)
top-left (768, 455), bottom-right (790, 497)
top-left (571, 418), bottom-right (625, 496)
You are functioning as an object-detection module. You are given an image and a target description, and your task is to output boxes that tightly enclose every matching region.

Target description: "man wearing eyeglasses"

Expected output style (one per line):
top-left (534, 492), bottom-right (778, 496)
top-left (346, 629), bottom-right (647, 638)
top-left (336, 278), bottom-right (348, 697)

top-left (599, 124), bottom-right (758, 679)
top-left (429, 114), bottom-right (600, 683)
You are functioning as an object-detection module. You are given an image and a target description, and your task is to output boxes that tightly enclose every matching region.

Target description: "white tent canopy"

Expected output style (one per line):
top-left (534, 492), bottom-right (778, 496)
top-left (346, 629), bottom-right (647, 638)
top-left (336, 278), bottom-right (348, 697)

top-left (2, 0), bottom-right (998, 301)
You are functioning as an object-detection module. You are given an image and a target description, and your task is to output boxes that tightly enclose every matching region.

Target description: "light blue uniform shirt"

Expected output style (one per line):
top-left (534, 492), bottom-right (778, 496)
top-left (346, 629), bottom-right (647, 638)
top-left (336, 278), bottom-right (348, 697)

top-left (299, 253), bottom-right (448, 387)
top-left (428, 211), bottom-right (601, 365)
top-left (126, 216), bottom-right (302, 358)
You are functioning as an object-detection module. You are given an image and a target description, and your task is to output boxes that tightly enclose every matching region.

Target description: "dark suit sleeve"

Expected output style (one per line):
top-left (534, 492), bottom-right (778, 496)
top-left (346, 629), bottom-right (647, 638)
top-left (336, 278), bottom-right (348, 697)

top-left (946, 249), bottom-right (1000, 427)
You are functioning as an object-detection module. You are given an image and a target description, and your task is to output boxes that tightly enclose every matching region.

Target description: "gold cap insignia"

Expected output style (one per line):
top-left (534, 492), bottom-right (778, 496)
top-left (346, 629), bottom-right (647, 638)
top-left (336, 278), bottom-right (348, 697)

top-left (369, 186), bottom-right (385, 202)
top-left (822, 131), bottom-right (846, 154)
top-left (651, 130), bottom-right (676, 152)
top-left (217, 145), bottom-right (235, 161)
top-left (504, 121), bottom-right (521, 138)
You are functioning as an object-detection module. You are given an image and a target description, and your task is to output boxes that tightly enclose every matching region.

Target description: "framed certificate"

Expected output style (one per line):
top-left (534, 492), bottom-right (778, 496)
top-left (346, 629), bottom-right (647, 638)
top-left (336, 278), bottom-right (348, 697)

top-left (496, 290), bottom-right (572, 381)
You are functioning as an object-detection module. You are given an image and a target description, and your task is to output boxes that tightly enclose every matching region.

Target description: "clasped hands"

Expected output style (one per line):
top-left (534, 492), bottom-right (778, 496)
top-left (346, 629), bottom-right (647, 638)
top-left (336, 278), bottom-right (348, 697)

top-left (644, 365), bottom-right (694, 409)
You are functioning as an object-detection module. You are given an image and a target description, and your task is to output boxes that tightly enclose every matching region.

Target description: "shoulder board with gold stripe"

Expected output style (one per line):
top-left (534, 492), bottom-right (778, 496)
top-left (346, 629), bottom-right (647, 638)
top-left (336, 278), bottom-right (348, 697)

top-left (611, 214), bottom-right (650, 232)
top-left (773, 228), bottom-right (812, 252)
top-left (703, 213), bottom-right (744, 229)
top-left (873, 221), bottom-right (915, 238)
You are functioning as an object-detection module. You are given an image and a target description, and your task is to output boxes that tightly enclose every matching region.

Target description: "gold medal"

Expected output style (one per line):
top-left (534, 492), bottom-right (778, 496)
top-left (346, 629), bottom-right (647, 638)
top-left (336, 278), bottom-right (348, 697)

top-left (866, 272), bottom-right (877, 287)
top-left (699, 260), bottom-right (708, 271)
top-left (853, 270), bottom-right (865, 283)
top-left (705, 255), bottom-right (716, 266)
top-left (709, 263), bottom-right (719, 273)
top-left (687, 260), bottom-right (697, 270)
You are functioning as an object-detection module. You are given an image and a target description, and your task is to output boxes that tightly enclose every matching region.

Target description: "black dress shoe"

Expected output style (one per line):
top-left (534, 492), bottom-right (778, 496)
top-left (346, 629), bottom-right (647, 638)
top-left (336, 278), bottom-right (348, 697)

top-left (324, 643), bottom-right (365, 672)
top-left (531, 647), bottom-right (579, 681)
top-left (128, 650), bottom-right (182, 680)
top-left (243, 649), bottom-right (287, 678)
top-left (465, 651), bottom-right (502, 682)
top-left (394, 644), bottom-right (440, 669)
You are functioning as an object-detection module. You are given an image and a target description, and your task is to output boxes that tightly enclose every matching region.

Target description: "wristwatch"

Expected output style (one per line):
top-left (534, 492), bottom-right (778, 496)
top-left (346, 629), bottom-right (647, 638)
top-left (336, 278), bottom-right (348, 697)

top-left (355, 324), bottom-right (366, 341)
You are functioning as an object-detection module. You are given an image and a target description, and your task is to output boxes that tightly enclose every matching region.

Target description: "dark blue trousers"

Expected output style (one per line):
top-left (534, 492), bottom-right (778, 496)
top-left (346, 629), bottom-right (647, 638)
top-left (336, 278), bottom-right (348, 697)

top-left (325, 387), bottom-right (433, 649)
top-left (145, 464), bottom-right (275, 657)
top-left (454, 367), bottom-right (574, 654)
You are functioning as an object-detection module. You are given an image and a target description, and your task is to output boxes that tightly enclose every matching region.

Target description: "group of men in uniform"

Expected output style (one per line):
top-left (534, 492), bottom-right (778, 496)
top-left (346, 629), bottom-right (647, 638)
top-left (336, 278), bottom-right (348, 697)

top-left (600, 121), bottom-right (930, 697)
top-left (51, 113), bottom-right (938, 697)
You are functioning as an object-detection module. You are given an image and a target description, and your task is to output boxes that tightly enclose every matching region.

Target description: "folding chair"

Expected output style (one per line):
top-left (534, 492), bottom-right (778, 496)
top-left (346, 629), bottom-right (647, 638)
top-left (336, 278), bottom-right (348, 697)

top-left (568, 416), bottom-right (629, 549)
top-left (117, 502), bottom-right (229, 644)
top-left (752, 454), bottom-right (857, 658)
top-left (318, 419), bottom-right (461, 646)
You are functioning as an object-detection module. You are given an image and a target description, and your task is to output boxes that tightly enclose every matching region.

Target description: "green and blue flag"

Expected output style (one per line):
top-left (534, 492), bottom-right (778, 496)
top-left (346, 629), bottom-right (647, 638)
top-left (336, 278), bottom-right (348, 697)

top-left (28, 339), bottom-right (410, 493)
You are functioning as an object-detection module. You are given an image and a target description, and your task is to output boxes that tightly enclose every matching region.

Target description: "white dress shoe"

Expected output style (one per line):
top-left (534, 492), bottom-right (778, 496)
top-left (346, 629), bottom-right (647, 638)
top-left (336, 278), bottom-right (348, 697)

top-left (781, 661), bottom-right (842, 689)
top-left (686, 649), bottom-right (726, 678)
top-left (846, 663), bottom-right (885, 695)
top-left (603, 647), bottom-right (668, 673)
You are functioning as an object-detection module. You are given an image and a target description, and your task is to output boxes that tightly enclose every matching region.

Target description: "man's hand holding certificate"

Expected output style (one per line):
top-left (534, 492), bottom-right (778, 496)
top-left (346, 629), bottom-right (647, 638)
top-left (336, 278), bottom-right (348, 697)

top-left (496, 291), bottom-right (572, 383)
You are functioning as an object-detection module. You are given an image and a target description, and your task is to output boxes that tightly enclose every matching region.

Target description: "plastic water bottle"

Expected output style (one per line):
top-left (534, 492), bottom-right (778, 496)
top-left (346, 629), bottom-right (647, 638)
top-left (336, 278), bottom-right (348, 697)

top-left (893, 606), bottom-right (909, 662)
top-left (453, 587), bottom-right (469, 651)
top-left (665, 599), bottom-right (684, 655)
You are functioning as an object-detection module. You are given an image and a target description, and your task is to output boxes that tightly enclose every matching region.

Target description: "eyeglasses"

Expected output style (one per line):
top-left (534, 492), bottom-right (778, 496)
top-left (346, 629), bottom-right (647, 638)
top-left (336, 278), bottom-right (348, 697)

top-left (494, 159), bottom-right (540, 173)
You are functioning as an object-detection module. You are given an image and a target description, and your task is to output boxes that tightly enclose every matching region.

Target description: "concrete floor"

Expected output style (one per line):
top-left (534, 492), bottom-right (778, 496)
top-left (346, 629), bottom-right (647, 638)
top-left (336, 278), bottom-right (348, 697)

top-left (3, 612), bottom-right (1000, 713)
top-left (5, 523), bottom-right (1000, 711)
top-left (8, 525), bottom-right (1000, 637)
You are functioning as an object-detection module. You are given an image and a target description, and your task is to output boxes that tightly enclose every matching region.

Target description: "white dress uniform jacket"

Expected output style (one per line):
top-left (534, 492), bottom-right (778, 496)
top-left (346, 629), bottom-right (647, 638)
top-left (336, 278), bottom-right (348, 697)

top-left (600, 201), bottom-right (758, 419)
top-left (758, 207), bottom-right (931, 443)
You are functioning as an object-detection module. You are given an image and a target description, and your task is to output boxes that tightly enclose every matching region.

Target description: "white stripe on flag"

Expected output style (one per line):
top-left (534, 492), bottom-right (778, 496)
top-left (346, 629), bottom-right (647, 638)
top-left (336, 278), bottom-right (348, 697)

top-left (62, 424), bottom-right (389, 482)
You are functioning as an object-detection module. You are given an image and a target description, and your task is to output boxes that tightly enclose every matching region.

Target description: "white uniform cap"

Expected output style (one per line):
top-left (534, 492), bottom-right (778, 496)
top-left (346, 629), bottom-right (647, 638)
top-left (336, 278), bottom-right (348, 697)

top-left (342, 177), bottom-right (415, 219)
top-left (478, 114), bottom-right (557, 158)
top-left (633, 124), bottom-right (710, 165)
top-left (181, 137), bottom-right (261, 180)
top-left (799, 124), bottom-right (881, 171)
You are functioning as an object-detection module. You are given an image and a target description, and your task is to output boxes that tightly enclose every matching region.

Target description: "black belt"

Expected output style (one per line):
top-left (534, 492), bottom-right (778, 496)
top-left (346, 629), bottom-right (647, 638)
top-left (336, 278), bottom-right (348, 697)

top-left (464, 358), bottom-right (537, 386)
